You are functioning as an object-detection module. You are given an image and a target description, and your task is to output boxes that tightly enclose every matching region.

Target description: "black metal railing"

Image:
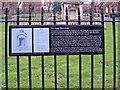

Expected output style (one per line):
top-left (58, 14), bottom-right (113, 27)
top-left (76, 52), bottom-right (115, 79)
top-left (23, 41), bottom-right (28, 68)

top-left (3, 5), bottom-right (119, 90)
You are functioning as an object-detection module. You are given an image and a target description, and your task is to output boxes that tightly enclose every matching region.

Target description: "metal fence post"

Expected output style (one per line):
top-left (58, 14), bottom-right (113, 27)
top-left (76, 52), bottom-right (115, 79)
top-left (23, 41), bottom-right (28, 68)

top-left (78, 7), bottom-right (81, 25)
top-left (17, 7), bottom-right (20, 90)
top-left (41, 7), bottom-right (44, 90)
top-left (66, 7), bottom-right (68, 25)
top-left (53, 7), bottom-right (57, 90)
top-left (41, 7), bottom-right (44, 25)
top-left (78, 7), bottom-right (82, 89)
top-left (90, 7), bottom-right (94, 90)
top-left (101, 8), bottom-right (105, 90)
top-left (5, 7), bottom-right (8, 90)
top-left (29, 5), bottom-right (32, 89)
top-left (66, 7), bottom-right (69, 90)
top-left (112, 8), bottom-right (116, 90)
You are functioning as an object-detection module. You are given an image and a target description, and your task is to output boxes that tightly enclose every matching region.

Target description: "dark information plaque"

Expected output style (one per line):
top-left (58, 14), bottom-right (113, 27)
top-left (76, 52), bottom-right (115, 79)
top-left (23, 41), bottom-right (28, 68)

top-left (50, 25), bottom-right (104, 54)
top-left (9, 25), bottom-right (104, 56)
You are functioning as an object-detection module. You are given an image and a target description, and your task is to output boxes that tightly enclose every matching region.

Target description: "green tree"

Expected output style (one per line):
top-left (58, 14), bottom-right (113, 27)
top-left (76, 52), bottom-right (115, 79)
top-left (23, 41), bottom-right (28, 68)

top-left (53, 2), bottom-right (61, 12)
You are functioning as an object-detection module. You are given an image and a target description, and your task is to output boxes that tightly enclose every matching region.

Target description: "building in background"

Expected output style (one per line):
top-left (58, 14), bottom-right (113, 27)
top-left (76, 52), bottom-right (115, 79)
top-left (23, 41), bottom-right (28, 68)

top-left (20, 2), bottom-right (53, 14)
top-left (0, 1), bottom-right (2, 14)
top-left (94, 1), bottom-right (120, 14)
top-left (0, 2), bottom-right (7, 14)
top-left (0, 2), bottom-right (53, 14)
top-left (83, 4), bottom-right (89, 9)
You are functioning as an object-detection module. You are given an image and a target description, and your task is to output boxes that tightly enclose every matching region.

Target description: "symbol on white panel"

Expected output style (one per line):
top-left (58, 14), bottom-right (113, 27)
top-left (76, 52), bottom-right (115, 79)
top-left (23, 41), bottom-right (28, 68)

top-left (17, 29), bottom-right (27, 51)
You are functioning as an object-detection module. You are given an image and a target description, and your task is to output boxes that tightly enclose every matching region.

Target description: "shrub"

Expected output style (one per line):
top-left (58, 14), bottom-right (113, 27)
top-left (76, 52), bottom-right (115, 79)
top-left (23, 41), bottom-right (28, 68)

top-left (116, 13), bottom-right (120, 17)
top-left (110, 12), bottom-right (120, 18)
top-left (117, 12), bottom-right (120, 14)
top-left (83, 9), bottom-right (89, 13)
top-left (3, 9), bottom-right (9, 14)
top-left (105, 14), bottom-right (110, 17)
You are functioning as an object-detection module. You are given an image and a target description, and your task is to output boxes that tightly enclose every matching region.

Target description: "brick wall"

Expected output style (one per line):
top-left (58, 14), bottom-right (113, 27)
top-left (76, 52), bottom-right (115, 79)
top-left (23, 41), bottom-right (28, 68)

top-left (95, 2), bottom-right (119, 14)
top-left (0, 2), bottom-right (2, 14)
top-left (20, 2), bottom-right (53, 14)
top-left (21, 2), bottom-right (29, 13)
top-left (0, 2), bottom-right (7, 14)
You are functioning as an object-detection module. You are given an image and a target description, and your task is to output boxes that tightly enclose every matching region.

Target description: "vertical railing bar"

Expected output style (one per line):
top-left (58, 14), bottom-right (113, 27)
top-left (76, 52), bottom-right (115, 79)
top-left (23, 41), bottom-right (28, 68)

top-left (54, 55), bottom-right (57, 89)
top-left (28, 56), bottom-right (32, 89)
top-left (78, 7), bottom-right (81, 25)
top-left (42, 55), bottom-right (44, 89)
top-left (90, 8), bottom-right (93, 25)
top-left (5, 7), bottom-right (8, 90)
top-left (112, 8), bottom-right (116, 90)
top-left (66, 7), bottom-right (68, 25)
top-left (101, 8), bottom-right (105, 90)
top-left (66, 7), bottom-right (69, 89)
top-left (29, 5), bottom-right (32, 89)
top-left (29, 5), bottom-right (31, 25)
top-left (79, 55), bottom-right (81, 89)
top-left (17, 7), bottom-right (20, 90)
top-left (41, 7), bottom-right (44, 90)
top-left (90, 7), bottom-right (93, 90)
top-left (91, 54), bottom-right (93, 89)
top-left (53, 8), bottom-right (56, 25)
top-left (17, 56), bottom-right (20, 89)
top-left (67, 55), bottom-right (69, 89)
top-left (53, 7), bottom-right (57, 90)
top-left (78, 7), bottom-right (81, 89)
top-left (17, 8), bottom-right (19, 25)
top-left (41, 7), bottom-right (44, 25)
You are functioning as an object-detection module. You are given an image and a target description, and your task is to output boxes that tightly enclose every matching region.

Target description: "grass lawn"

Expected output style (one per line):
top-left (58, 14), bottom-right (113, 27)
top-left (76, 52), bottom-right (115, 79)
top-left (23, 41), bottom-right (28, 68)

top-left (116, 17), bottom-right (120, 20)
top-left (0, 14), bottom-right (41, 19)
top-left (0, 22), bottom-right (119, 88)
top-left (57, 14), bottom-right (62, 19)
top-left (19, 13), bottom-right (45, 18)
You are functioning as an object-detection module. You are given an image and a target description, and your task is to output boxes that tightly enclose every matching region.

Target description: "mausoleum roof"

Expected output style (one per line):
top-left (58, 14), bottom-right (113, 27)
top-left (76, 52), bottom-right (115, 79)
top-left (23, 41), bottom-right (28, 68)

top-left (61, 2), bottom-right (83, 5)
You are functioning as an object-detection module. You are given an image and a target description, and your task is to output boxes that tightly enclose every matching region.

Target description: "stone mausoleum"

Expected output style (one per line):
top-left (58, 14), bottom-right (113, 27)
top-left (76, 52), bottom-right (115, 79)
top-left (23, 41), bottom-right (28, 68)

top-left (61, 2), bottom-right (83, 20)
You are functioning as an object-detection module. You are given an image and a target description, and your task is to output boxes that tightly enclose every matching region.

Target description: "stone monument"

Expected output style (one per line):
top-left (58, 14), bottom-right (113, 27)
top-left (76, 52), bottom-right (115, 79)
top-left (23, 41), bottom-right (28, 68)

top-left (61, 2), bottom-right (83, 20)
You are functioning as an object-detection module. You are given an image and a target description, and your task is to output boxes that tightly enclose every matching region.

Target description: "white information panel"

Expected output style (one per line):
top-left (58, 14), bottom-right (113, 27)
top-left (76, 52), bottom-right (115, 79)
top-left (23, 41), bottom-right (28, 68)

top-left (34, 28), bottom-right (49, 53)
top-left (12, 28), bottom-right (32, 53)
